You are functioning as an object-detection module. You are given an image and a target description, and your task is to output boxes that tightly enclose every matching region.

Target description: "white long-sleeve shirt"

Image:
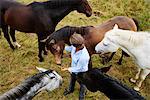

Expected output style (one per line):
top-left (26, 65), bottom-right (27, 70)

top-left (65, 45), bottom-right (90, 73)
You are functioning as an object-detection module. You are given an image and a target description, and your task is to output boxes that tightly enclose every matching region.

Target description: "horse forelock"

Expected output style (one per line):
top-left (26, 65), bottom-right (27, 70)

top-left (0, 70), bottom-right (54, 99)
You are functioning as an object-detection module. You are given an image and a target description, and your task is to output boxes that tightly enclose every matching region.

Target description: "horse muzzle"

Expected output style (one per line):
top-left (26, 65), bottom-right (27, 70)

top-left (86, 11), bottom-right (92, 17)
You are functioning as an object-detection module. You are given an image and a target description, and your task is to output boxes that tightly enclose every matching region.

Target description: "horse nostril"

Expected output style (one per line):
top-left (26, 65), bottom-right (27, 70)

top-left (57, 64), bottom-right (61, 66)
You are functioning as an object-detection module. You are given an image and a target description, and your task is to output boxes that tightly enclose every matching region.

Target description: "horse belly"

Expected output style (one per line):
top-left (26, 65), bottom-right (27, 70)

top-left (4, 7), bottom-right (36, 33)
top-left (132, 46), bottom-right (150, 69)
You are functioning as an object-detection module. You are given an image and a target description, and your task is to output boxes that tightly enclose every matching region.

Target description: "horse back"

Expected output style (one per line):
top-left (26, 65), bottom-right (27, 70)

top-left (88, 16), bottom-right (138, 52)
top-left (4, 6), bottom-right (38, 32)
top-left (97, 16), bottom-right (137, 32)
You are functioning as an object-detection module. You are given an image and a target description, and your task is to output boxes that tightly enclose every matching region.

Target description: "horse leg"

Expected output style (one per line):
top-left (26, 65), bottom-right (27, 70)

top-left (117, 51), bottom-right (124, 65)
top-left (117, 50), bottom-right (130, 65)
top-left (130, 67), bottom-right (141, 83)
top-left (0, 30), bottom-right (1, 38)
top-left (88, 58), bottom-right (92, 70)
top-left (99, 54), bottom-right (109, 65)
top-left (37, 34), bottom-right (45, 62)
top-left (2, 25), bottom-right (15, 49)
top-left (108, 52), bottom-right (116, 62)
top-left (38, 41), bottom-right (44, 62)
top-left (134, 69), bottom-right (150, 91)
top-left (10, 28), bottom-right (21, 48)
top-left (43, 42), bottom-right (48, 55)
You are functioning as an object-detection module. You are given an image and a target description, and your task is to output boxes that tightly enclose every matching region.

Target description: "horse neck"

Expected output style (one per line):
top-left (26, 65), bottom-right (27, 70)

top-left (0, 73), bottom-right (48, 100)
top-left (96, 74), bottom-right (141, 99)
top-left (43, 1), bottom-right (80, 25)
top-left (51, 7), bottom-right (74, 25)
top-left (0, 82), bottom-right (44, 100)
top-left (21, 81), bottom-right (45, 99)
top-left (62, 26), bottom-right (88, 44)
top-left (112, 30), bottom-right (137, 55)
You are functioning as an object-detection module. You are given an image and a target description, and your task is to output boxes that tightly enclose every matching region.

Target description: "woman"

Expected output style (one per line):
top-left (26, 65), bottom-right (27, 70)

top-left (61, 33), bottom-right (90, 100)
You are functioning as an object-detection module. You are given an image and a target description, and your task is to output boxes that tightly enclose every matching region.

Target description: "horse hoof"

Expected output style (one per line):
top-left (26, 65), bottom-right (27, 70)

top-left (101, 61), bottom-right (105, 65)
top-left (13, 42), bottom-right (21, 48)
top-left (130, 78), bottom-right (136, 83)
top-left (11, 46), bottom-right (15, 50)
top-left (39, 58), bottom-right (44, 62)
top-left (44, 52), bottom-right (48, 55)
top-left (134, 86), bottom-right (140, 91)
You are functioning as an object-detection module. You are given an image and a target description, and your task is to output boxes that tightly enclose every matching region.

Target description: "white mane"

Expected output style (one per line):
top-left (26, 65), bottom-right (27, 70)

top-left (111, 29), bottom-right (150, 47)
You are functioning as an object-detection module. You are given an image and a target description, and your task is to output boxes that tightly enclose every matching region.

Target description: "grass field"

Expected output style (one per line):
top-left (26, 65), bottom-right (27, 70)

top-left (0, 0), bottom-right (150, 100)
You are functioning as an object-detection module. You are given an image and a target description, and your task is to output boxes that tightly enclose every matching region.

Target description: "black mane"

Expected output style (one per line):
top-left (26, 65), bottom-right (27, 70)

top-left (47, 26), bottom-right (93, 44)
top-left (0, 70), bottom-right (53, 100)
top-left (28, 0), bottom-right (82, 9)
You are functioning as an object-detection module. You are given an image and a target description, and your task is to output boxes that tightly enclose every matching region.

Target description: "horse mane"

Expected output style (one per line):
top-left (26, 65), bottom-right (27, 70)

top-left (47, 26), bottom-right (93, 44)
top-left (0, 70), bottom-right (53, 100)
top-left (28, 0), bottom-right (82, 8)
top-left (115, 30), bottom-right (150, 47)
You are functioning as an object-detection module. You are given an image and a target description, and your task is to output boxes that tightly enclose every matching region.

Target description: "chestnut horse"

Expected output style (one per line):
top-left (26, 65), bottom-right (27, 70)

top-left (43, 16), bottom-right (138, 66)
top-left (1, 0), bottom-right (92, 62)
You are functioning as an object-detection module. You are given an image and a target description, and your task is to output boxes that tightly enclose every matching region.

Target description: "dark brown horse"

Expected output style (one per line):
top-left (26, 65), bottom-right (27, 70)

top-left (1, 0), bottom-right (92, 62)
top-left (43, 16), bottom-right (138, 66)
top-left (76, 66), bottom-right (145, 99)
top-left (0, 0), bottom-right (22, 48)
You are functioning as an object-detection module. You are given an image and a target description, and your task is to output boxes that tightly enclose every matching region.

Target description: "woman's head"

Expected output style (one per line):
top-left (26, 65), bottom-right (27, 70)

top-left (70, 33), bottom-right (85, 48)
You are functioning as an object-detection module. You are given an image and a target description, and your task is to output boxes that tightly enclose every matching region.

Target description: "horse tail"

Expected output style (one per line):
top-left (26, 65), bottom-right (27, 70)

top-left (132, 18), bottom-right (140, 31)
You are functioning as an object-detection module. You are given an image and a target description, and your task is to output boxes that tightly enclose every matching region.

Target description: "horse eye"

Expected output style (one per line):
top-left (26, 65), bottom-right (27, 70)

top-left (50, 76), bottom-right (55, 79)
top-left (103, 43), bottom-right (108, 46)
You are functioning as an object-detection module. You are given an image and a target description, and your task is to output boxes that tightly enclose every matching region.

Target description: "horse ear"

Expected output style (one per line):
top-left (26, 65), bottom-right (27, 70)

top-left (99, 65), bottom-right (112, 73)
top-left (49, 39), bottom-right (55, 44)
top-left (36, 67), bottom-right (48, 72)
top-left (113, 24), bottom-right (119, 29)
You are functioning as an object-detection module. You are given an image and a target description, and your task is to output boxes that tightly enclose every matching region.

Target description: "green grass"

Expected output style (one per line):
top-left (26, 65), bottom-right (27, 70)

top-left (0, 0), bottom-right (150, 100)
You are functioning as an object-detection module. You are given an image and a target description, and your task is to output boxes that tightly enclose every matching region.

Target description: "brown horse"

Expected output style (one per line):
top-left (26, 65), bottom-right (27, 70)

top-left (43, 16), bottom-right (138, 66)
top-left (1, 0), bottom-right (92, 62)
top-left (0, 0), bottom-right (22, 48)
top-left (76, 66), bottom-right (145, 99)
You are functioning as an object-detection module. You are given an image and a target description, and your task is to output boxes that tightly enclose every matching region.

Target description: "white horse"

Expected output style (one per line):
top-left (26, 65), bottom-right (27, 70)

top-left (95, 24), bottom-right (150, 91)
top-left (0, 67), bottom-right (63, 100)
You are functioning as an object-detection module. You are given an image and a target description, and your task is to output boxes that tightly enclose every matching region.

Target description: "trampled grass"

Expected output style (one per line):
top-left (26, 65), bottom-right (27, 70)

top-left (0, 0), bottom-right (150, 100)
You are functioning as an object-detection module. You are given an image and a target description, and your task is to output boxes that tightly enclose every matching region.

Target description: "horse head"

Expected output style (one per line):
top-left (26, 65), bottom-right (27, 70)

top-left (77, 65), bottom-right (111, 92)
top-left (43, 26), bottom-right (75, 65)
top-left (36, 67), bottom-right (63, 92)
top-left (75, 0), bottom-right (92, 17)
top-left (95, 24), bottom-right (120, 54)
top-left (0, 67), bottom-right (63, 100)
top-left (45, 39), bottom-right (65, 66)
